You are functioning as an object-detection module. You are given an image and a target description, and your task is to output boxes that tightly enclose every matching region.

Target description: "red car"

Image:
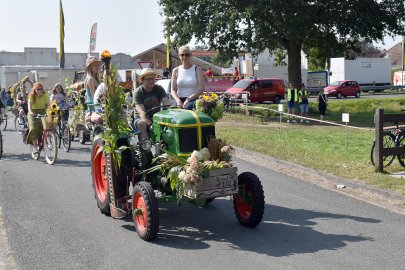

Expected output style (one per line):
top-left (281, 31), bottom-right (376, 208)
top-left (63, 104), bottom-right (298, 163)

top-left (324, 80), bottom-right (361, 98)
top-left (225, 78), bottom-right (285, 104)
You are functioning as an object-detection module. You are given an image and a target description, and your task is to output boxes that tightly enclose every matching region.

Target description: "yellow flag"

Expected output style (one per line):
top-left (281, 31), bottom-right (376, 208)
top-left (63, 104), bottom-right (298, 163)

top-left (59, 0), bottom-right (65, 69)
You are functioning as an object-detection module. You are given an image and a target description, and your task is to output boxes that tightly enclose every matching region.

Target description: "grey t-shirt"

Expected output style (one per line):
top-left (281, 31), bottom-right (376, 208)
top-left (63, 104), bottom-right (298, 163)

top-left (133, 84), bottom-right (167, 118)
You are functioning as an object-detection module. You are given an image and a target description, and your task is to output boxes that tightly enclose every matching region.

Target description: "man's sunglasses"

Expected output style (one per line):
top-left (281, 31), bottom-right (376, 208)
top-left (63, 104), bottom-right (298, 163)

top-left (179, 53), bottom-right (190, 57)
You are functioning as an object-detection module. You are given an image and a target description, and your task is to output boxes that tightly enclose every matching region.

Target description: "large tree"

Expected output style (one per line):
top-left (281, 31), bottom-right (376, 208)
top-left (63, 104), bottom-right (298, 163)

top-left (159, 0), bottom-right (404, 88)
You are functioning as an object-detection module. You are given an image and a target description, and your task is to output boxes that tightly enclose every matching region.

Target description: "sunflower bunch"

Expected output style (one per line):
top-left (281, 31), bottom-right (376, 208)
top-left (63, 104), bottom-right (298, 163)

top-left (195, 92), bottom-right (224, 121)
top-left (47, 101), bottom-right (59, 117)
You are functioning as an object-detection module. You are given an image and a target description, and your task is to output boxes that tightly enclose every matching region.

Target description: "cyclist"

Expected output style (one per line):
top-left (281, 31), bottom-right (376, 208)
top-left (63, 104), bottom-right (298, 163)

top-left (26, 82), bottom-right (49, 153)
top-left (50, 83), bottom-right (69, 122)
top-left (16, 86), bottom-right (29, 124)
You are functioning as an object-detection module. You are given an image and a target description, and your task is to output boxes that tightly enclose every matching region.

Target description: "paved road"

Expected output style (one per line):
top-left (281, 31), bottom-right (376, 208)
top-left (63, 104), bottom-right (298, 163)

top-left (1, 128), bottom-right (405, 270)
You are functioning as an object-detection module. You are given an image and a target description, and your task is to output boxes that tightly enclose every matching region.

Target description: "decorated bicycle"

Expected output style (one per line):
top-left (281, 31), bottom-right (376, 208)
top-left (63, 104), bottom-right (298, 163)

top-left (91, 57), bottom-right (265, 242)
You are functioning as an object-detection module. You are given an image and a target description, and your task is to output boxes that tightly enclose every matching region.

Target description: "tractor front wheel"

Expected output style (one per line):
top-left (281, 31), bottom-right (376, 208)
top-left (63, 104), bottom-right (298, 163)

top-left (132, 181), bottom-right (159, 241)
top-left (233, 172), bottom-right (265, 228)
top-left (91, 138), bottom-right (112, 215)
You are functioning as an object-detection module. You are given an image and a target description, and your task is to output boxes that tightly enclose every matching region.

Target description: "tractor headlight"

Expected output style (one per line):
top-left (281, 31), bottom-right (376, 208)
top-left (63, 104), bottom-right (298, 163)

top-left (139, 139), bottom-right (152, 151)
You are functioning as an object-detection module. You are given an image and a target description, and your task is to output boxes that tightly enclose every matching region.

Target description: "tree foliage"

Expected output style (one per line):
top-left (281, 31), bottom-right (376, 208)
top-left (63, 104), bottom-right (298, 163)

top-left (160, 0), bottom-right (405, 88)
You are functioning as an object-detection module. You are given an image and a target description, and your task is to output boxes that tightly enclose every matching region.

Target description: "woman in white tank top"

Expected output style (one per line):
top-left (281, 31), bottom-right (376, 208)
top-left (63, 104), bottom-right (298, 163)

top-left (171, 45), bottom-right (204, 110)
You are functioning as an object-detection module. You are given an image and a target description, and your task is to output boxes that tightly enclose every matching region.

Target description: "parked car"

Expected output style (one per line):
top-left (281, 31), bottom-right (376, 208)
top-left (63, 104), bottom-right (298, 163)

top-left (225, 78), bottom-right (285, 104)
top-left (155, 79), bottom-right (176, 105)
top-left (323, 80), bottom-right (361, 98)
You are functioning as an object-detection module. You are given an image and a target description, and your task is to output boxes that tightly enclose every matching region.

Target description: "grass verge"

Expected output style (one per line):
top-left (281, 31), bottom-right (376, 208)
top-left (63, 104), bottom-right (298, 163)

top-left (217, 111), bottom-right (405, 195)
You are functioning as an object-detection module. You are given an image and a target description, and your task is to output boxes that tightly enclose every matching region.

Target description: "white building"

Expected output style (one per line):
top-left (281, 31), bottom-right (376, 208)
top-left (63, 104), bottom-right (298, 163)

top-left (0, 47), bottom-right (137, 89)
top-left (234, 48), bottom-right (308, 84)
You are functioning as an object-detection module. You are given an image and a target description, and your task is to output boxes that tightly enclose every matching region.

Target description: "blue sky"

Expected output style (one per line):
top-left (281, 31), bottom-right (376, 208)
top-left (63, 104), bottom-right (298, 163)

top-left (0, 0), bottom-right (402, 55)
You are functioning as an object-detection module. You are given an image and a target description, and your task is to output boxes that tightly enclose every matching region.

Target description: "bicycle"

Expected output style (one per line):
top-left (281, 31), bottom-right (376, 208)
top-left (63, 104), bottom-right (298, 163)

top-left (370, 126), bottom-right (405, 168)
top-left (30, 114), bottom-right (58, 165)
top-left (0, 109), bottom-right (7, 131)
top-left (55, 109), bottom-right (71, 152)
top-left (12, 107), bottom-right (28, 135)
top-left (0, 130), bottom-right (3, 159)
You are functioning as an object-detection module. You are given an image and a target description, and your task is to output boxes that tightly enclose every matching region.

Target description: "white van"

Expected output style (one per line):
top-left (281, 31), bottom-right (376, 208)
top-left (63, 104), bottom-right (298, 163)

top-left (155, 79), bottom-right (176, 105)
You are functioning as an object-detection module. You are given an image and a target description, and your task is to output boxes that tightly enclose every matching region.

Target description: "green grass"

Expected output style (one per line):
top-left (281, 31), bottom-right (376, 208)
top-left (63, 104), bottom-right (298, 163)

top-left (242, 97), bottom-right (405, 127)
top-left (216, 108), bottom-right (405, 194)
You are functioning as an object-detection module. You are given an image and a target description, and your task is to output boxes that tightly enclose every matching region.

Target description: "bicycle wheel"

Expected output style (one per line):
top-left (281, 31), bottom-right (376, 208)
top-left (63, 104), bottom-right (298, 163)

top-left (0, 131), bottom-right (3, 159)
top-left (0, 113), bottom-right (7, 131)
top-left (370, 132), bottom-right (395, 167)
top-left (15, 116), bottom-right (24, 135)
top-left (397, 134), bottom-right (405, 166)
top-left (57, 123), bottom-right (62, 148)
top-left (43, 131), bottom-right (58, 165)
top-left (30, 143), bottom-right (40, 160)
top-left (61, 123), bottom-right (71, 152)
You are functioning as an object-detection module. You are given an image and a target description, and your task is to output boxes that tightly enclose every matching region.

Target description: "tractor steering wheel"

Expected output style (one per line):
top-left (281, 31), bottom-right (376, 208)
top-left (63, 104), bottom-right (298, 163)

top-left (144, 104), bottom-right (172, 120)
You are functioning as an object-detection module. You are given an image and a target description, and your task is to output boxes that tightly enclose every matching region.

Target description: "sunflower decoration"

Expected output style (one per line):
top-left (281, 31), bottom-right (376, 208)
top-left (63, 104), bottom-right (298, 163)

top-left (195, 92), bottom-right (224, 121)
top-left (47, 101), bottom-right (59, 117)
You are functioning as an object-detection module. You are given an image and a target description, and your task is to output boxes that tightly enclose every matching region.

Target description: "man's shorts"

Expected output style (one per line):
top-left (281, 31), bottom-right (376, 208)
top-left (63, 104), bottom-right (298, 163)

top-left (288, 100), bottom-right (296, 109)
top-left (300, 103), bottom-right (309, 113)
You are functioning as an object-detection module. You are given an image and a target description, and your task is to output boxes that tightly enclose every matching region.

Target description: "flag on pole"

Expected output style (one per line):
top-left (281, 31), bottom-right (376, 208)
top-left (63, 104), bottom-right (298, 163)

top-left (89, 23), bottom-right (97, 53)
top-left (59, 0), bottom-right (65, 69)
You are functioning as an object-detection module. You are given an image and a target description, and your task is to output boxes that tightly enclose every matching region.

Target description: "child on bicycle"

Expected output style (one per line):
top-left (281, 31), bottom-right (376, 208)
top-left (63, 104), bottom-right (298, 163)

top-left (27, 82), bottom-right (49, 153)
top-left (51, 83), bottom-right (69, 122)
top-left (16, 86), bottom-right (29, 124)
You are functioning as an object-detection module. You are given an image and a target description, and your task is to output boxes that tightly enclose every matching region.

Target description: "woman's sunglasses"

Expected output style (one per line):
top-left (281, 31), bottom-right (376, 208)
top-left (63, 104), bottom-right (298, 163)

top-left (179, 53), bottom-right (190, 57)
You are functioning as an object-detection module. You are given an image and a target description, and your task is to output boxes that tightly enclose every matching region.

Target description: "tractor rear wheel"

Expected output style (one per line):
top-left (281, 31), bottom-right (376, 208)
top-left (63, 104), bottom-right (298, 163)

top-left (233, 172), bottom-right (265, 228)
top-left (91, 138), bottom-right (112, 215)
top-left (132, 181), bottom-right (159, 241)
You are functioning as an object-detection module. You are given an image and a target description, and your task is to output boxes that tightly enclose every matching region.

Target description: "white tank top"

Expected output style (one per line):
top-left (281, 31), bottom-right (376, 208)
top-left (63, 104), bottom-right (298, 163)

top-left (177, 65), bottom-right (198, 98)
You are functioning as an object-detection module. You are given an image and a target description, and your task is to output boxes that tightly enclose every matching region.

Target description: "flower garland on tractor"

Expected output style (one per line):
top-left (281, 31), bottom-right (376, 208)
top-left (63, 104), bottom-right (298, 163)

top-left (195, 93), bottom-right (224, 121)
top-left (150, 138), bottom-right (234, 201)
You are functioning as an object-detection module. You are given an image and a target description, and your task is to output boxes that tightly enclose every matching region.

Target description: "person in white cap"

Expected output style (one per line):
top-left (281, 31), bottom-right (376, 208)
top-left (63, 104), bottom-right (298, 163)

top-left (132, 68), bottom-right (171, 139)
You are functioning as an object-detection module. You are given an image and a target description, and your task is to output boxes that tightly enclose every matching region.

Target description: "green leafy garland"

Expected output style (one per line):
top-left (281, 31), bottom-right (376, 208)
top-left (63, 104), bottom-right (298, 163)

top-left (99, 65), bottom-right (130, 173)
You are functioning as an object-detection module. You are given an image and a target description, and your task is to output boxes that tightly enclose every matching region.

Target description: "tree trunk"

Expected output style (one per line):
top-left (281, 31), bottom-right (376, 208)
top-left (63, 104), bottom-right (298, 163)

top-left (286, 41), bottom-right (302, 89)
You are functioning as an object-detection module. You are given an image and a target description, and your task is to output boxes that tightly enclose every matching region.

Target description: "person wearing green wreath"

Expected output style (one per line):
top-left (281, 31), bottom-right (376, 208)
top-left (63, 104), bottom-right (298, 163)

top-left (26, 82), bottom-right (49, 153)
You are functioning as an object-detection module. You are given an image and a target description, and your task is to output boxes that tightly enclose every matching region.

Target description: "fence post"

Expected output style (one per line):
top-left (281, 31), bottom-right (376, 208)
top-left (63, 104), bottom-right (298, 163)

top-left (375, 109), bottom-right (383, 172)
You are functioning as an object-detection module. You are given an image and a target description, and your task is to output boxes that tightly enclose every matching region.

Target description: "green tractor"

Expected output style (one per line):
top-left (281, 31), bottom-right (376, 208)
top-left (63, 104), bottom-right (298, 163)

top-left (91, 107), bottom-right (265, 241)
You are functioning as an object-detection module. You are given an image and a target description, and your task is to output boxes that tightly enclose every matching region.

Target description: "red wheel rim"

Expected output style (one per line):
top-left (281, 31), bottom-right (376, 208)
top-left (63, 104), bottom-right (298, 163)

top-left (133, 192), bottom-right (147, 232)
top-left (235, 183), bottom-right (253, 219)
top-left (93, 145), bottom-right (108, 202)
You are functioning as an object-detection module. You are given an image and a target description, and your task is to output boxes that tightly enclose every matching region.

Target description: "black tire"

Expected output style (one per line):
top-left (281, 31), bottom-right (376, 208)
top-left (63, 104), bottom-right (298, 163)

top-left (132, 181), bottom-right (159, 241)
top-left (273, 95), bottom-right (281, 104)
top-left (336, 92), bottom-right (342, 99)
top-left (397, 134), bottom-right (405, 167)
top-left (0, 131), bottom-right (3, 159)
top-left (233, 172), bottom-right (265, 228)
top-left (61, 124), bottom-right (71, 152)
top-left (79, 129), bottom-right (86, 144)
top-left (57, 124), bottom-right (62, 148)
top-left (30, 144), bottom-right (40, 160)
top-left (370, 133), bottom-right (395, 167)
top-left (44, 131), bottom-right (58, 165)
top-left (0, 114), bottom-right (7, 131)
top-left (14, 116), bottom-right (24, 135)
top-left (355, 91), bottom-right (360, 98)
top-left (91, 138), bottom-right (112, 215)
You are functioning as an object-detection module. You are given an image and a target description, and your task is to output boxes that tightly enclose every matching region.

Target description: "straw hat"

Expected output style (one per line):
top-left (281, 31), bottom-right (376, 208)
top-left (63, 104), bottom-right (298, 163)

top-left (138, 68), bottom-right (158, 83)
top-left (85, 56), bottom-right (102, 68)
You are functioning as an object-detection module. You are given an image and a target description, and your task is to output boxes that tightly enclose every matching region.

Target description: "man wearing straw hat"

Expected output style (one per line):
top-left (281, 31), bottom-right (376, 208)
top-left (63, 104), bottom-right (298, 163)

top-left (132, 68), bottom-right (171, 139)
